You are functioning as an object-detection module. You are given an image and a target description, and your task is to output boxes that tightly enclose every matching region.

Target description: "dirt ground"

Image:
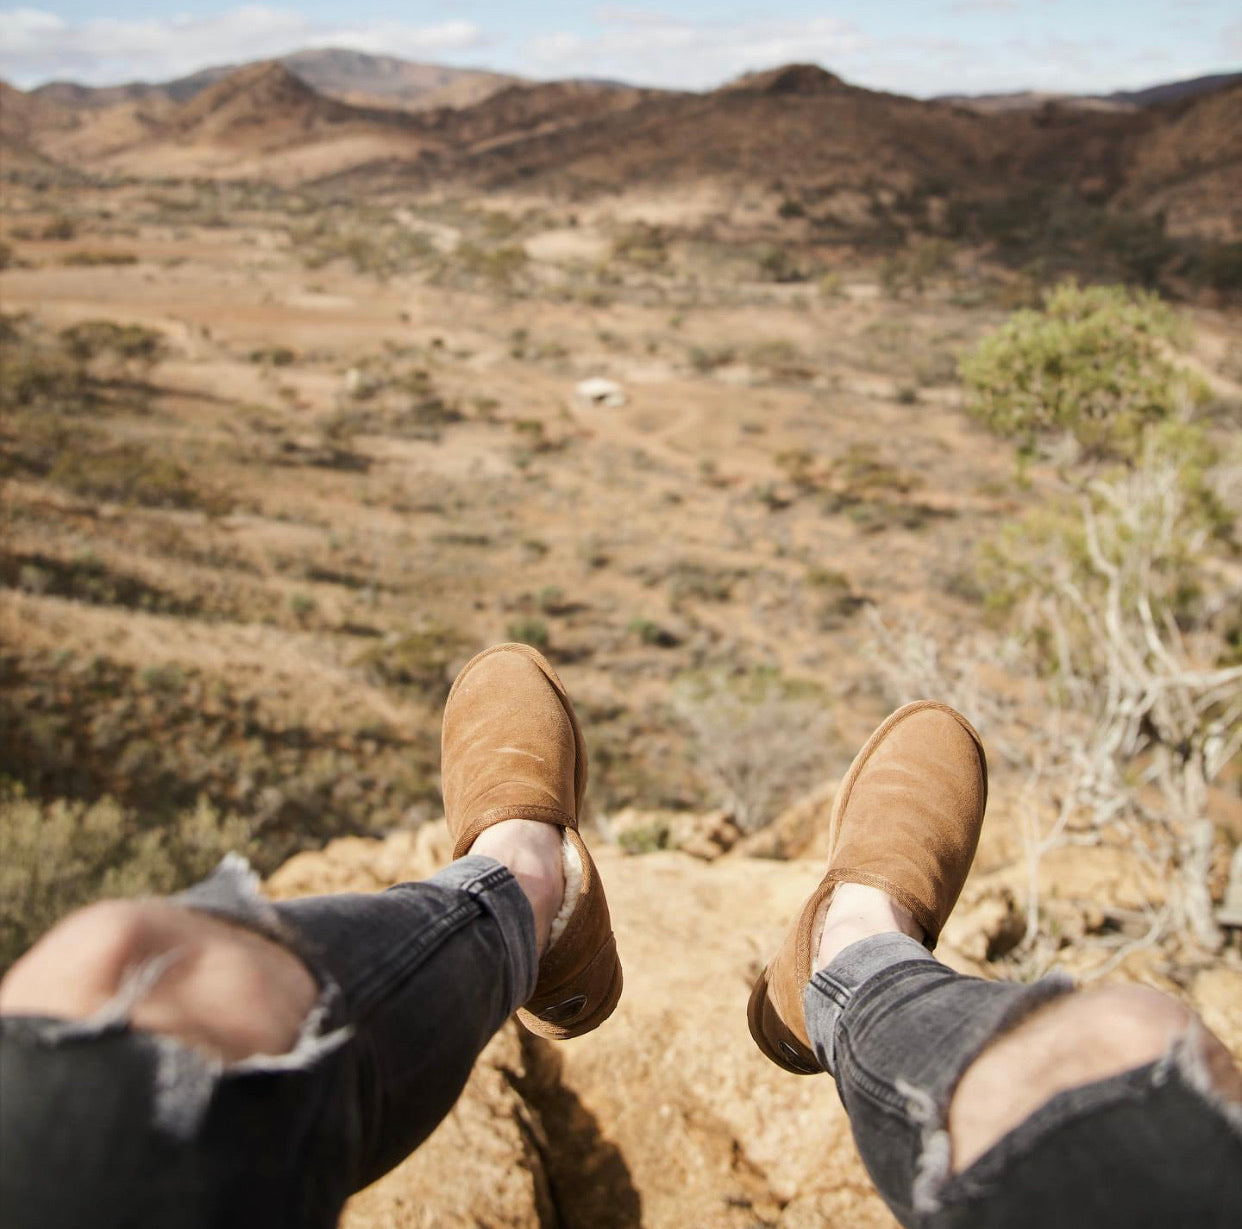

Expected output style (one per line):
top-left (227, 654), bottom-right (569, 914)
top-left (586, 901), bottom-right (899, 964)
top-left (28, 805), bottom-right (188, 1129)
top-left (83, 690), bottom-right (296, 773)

top-left (265, 819), bottom-right (1242, 1228)
top-left (2, 171), bottom-right (1241, 1222)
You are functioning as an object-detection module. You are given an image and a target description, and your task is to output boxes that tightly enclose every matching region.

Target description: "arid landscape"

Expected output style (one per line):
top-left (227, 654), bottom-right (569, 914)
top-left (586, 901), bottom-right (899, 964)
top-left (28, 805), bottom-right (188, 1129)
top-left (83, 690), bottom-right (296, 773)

top-left (2, 51), bottom-right (1241, 1227)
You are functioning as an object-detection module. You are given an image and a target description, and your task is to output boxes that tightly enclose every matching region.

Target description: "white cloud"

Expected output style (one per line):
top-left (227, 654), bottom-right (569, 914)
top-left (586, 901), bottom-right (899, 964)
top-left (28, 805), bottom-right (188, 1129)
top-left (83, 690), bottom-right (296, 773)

top-left (0, 3), bottom-right (1230, 98)
top-left (526, 12), bottom-right (869, 90)
top-left (0, 6), bottom-right (487, 87)
top-left (948, 1), bottom-right (1021, 13)
top-left (519, 8), bottom-right (1207, 97)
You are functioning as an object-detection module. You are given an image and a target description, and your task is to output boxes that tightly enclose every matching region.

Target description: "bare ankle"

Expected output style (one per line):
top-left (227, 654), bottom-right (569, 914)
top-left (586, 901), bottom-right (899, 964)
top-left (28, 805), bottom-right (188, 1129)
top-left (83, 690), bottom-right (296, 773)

top-left (815, 882), bottom-right (924, 972)
top-left (469, 820), bottom-right (566, 954)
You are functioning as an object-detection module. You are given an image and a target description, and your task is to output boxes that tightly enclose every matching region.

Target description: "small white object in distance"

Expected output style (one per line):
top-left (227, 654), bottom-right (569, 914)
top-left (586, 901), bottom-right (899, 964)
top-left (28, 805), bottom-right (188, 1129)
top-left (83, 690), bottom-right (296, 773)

top-left (574, 377), bottom-right (627, 408)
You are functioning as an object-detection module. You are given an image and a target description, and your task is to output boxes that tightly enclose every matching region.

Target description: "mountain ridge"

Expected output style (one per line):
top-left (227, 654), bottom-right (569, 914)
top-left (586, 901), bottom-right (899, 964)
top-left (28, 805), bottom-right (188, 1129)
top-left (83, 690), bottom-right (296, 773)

top-left (29, 49), bottom-right (518, 114)
top-left (5, 58), bottom-right (1240, 243)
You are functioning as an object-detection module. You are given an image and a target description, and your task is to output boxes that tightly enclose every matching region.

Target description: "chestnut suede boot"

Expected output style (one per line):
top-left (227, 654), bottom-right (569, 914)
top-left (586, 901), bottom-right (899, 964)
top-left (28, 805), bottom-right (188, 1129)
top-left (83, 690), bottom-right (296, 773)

top-left (442, 643), bottom-right (622, 1039)
top-left (748, 700), bottom-right (987, 1074)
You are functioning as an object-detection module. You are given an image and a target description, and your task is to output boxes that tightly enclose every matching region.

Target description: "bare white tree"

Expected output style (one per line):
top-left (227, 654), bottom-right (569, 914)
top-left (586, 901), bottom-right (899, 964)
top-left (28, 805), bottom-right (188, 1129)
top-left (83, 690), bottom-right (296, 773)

top-left (672, 671), bottom-right (833, 833)
top-left (865, 437), bottom-right (1242, 964)
top-left (862, 607), bottom-right (1018, 739)
top-left (1019, 447), bottom-right (1242, 953)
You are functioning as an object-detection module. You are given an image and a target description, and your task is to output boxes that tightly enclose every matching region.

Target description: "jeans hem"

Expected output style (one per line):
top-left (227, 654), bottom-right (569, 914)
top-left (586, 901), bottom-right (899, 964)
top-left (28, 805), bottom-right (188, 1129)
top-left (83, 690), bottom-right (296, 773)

top-left (423, 855), bottom-right (539, 1014)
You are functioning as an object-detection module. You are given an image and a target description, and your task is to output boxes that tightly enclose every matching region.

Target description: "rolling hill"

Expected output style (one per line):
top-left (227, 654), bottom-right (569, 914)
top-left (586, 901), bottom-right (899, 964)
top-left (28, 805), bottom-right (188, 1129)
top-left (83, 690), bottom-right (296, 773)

top-left (5, 58), bottom-right (1240, 242)
top-left (29, 49), bottom-right (517, 114)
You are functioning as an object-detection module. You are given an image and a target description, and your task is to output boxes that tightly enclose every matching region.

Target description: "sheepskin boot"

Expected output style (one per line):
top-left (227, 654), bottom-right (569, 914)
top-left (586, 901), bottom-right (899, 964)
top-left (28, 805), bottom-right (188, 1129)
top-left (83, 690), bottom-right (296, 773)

top-left (442, 643), bottom-right (622, 1039)
top-left (748, 701), bottom-right (987, 1073)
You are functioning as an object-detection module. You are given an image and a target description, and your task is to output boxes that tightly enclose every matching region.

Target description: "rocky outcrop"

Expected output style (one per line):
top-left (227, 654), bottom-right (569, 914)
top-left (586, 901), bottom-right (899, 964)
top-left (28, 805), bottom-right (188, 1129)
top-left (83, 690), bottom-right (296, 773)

top-left (265, 817), bottom-right (1242, 1228)
top-left (267, 822), bottom-right (900, 1227)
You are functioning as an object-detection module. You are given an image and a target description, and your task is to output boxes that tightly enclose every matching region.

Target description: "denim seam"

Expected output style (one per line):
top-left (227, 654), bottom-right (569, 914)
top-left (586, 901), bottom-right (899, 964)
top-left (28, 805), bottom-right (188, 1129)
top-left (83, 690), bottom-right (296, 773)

top-left (462, 869), bottom-right (538, 1014)
top-left (835, 1032), bottom-right (918, 1114)
top-left (347, 896), bottom-right (484, 1012)
top-left (448, 865), bottom-right (517, 896)
top-left (808, 976), bottom-right (851, 1011)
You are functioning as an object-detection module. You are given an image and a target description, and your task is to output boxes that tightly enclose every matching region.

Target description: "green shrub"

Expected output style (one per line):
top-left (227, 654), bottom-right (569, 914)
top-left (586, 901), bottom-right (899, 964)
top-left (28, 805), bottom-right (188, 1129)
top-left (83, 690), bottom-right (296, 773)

top-left (627, 617), bottom-right (679, 647)
top-left (506, 617), bottom-right (550, 649)
top-left (0, 788), bottom-right (254, 973)
top-left (611, 223), bottom-right (668, 270)
top-left (617, 818), bottom-right (672, 854)
top-left (59, 320), bottom-right (165, 369)
top-left (453, 241), bottom-right (528, 288)
top-left (960, 281), bottom-right (1209, 459)
top-left (291, 213), bottom-right (435, 278)
top-left (47, 442), bottom-right (208, 509)
top-left (977, 422), bottom-right (1234, 651)
top-left (354, 626), bottom-right (469, 699)
top-left (62, 250), bottom-right (138, 267)
top-left (537, 585), bottom-right (565, 614)
top-left (0, 345), bottom-right (89, 411)
top-left (288, 592), bottom-right (318, 619)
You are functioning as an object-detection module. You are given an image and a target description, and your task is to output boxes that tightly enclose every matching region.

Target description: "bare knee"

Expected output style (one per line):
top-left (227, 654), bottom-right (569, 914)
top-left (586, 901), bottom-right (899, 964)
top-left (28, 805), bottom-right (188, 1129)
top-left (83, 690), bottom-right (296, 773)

top-left (0, 899), bottom-right (317, 1063)
top-left (948, 985), bottom-right (1234, 1173)
top-left (1, 900), bottom-right (160, 1018)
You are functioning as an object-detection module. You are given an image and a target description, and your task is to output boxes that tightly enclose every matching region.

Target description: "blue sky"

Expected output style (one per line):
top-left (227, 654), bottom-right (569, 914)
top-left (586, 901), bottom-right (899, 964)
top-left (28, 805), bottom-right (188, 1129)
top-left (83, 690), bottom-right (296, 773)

top-left (2, 2), bottom-right (1239, 96)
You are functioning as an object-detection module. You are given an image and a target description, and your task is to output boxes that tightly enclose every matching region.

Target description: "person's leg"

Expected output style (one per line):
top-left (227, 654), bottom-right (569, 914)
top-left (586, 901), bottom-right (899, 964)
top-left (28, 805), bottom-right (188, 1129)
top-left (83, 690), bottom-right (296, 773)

top-left (0, 821), bottom-right (563, 1063)
top-left (804, 884), bottom-right (1242, 1228)
top-left (749, 702), bottom-right (1242, 1228)
top-left (1, 642), bottom-right (619, 1229)
top-left (0, 824), bottom-right (554, 1229)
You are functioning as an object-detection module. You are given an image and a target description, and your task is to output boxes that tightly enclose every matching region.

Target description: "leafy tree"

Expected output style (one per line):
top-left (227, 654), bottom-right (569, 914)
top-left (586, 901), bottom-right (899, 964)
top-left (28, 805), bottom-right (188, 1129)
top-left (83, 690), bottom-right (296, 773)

top-left (960, 281), bottom-right (1209, 460)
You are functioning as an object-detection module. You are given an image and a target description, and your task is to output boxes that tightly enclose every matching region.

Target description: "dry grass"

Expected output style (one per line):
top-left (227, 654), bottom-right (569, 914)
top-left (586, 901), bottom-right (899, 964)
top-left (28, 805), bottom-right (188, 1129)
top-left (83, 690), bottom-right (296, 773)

top-left (1, 172), bottom-right (1238, 979)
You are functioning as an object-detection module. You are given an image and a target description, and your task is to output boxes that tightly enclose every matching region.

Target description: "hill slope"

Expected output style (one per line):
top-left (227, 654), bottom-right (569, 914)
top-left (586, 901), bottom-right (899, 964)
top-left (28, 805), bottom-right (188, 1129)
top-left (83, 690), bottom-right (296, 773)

top-left (29, 49), bottom-right (516, 115)
top-left (9, 60), bottom-right (1242, 242)
top-left (30, 62), bottom-right (435, 181)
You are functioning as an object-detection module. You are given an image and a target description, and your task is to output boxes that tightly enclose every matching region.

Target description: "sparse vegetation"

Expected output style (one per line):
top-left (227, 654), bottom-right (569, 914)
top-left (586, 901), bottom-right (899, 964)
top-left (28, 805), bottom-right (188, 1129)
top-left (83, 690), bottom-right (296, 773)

top-left (48, 441), bottom-right (214, 510)
top-left (62, 250), bottom-right (139, 267)
top-left (353, 628), bottom-right (468, 699)
top-left (507, 617), bottom-right (551, 649)
top-left (59, 319), bottom-right (166, 372)
top-left (451, 240), bottom-right (529, 290)
top-left (290, 210), bottom-right (436, 278)
top-left (0, 788), bottom-right (255, 973)
top-left (672, 668), bottom-right (832, 832)
top-left (880, 238), bottom-right (955, 298)
top-left (886, 285), bottom-right (1242, 969)
top-left (2, 102), bottom-right (1239, 1028)
top-left (611, 224), bottom-right (668, 270)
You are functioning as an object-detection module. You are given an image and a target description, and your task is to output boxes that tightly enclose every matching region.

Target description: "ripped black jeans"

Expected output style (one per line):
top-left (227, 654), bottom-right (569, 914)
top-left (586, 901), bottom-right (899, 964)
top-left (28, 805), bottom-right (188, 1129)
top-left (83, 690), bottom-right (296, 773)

top-left (805, 933), bottom-right (1242, 1229)
top-left (0, 855), bottom-right (538, 1229)
top-left (4, 869), bottom-right (1241, 1229)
